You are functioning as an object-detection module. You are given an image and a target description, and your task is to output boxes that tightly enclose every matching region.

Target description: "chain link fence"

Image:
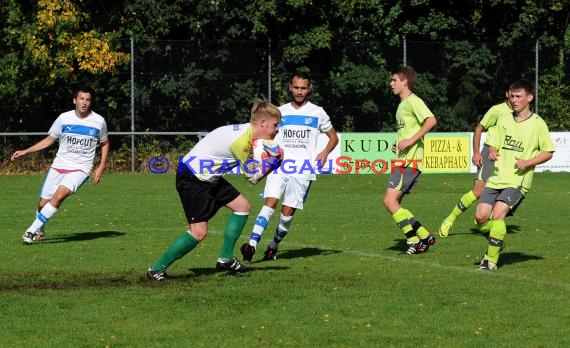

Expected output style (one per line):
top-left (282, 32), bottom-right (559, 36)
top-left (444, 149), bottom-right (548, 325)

top-left (1, 38), bottom-right (546, 172)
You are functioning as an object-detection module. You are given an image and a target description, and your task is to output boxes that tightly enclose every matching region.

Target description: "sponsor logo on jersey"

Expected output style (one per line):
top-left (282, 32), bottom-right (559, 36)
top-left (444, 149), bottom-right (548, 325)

top-left (502, 135), bottom-right (524, 152)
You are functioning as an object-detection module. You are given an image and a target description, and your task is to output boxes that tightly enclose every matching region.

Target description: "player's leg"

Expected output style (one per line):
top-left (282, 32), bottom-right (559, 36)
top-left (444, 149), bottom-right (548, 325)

top-left (385, 168), bottom-right (434, 254)
top-left (263, 178), bottom-right (311, 260)
top-left (217, 193), bottom-right (250, 272)
top-left (148, 167), bottom-right (229, 280)
top-left (241, 174), bottom-right (285, 261)
top-left (23, 170), bottom-right (87, 244)
top-left (149, 222), bottom-right (205, 280)
top-left (245, 198), bottom-right (278, 246)
top-left (439, 187), bottom-right (478, 237)
top-left (474, 187), bottom-right (498, 233)
top-left (264, 205), bottom-right (296, 261)
top-left (440, 146), bottom-right (493, 237)
top-left (479, 188), bottom-right (524, 270)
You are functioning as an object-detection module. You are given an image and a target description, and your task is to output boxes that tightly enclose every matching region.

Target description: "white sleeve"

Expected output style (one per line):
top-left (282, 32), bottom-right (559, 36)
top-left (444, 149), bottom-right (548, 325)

top-left (48, 115), bottom-right (62, 138)
top-left (318, 107), bottom-right (333, 133)
top-left (99, 119), bottom-right (109, 143)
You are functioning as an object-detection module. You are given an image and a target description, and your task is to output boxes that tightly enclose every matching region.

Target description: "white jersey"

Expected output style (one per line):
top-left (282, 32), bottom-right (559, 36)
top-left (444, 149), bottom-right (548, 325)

top-left (276, 101), bottom-right (333, 180)
top-left (181, 123), bottom-right (253, 183)
top-left (48, 110), bottom-right (108, 174)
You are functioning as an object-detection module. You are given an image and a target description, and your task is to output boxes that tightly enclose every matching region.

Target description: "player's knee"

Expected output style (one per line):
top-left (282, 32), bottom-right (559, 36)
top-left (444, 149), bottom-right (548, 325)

top-left (474, 213), bottom-right (487, 225)
top-left (382, 196), bottom-right (396, 212)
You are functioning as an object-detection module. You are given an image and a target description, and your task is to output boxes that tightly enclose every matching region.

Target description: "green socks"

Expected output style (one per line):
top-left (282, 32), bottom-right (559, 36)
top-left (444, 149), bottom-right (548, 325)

top-left (152, 231), bottom-right (199, 271)
top-left (219, 212), bottom-right (249, 260)
top-left (487, 220), bottom-right (506, 264)
top-left (477, 220), bottom-right (493, 233)
top-left (448, 190), bottom-right (478, 223)
top-left (392, 208), bottom-right (420, 242)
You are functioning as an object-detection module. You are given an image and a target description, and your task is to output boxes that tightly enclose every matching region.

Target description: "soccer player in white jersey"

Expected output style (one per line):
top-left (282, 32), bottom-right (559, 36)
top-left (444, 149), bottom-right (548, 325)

top-left (240, 72), bottom-right (339, 262)
top-left (146, 99), bottom-right (282, 281)
top-left (11, 86), bottom-right (109, 244)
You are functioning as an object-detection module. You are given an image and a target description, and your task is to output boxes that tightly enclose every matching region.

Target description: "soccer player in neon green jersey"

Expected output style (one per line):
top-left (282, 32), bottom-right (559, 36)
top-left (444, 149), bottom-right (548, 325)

top-left (439, 94), bottom-right (512, 237)
top-left (475, 79), bottom-right (555, 270)
top-left (383, 66), bottom-right (438, 255)
top-left (146, 98), bottom-right (282, 281)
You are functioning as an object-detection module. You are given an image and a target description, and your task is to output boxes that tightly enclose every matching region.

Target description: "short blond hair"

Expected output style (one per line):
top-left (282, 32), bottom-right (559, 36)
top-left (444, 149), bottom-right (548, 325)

top-left (250, 98), bottom-right (281, 124)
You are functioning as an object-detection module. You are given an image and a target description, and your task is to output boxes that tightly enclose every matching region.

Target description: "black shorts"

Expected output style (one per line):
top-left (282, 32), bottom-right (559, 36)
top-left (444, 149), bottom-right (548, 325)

top-left (176, 165), bottom-right (240, 224)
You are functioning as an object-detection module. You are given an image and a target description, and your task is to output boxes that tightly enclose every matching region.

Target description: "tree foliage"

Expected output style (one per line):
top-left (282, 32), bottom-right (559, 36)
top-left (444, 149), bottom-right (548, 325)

top-left (1, 0), bottom-right (569, 136)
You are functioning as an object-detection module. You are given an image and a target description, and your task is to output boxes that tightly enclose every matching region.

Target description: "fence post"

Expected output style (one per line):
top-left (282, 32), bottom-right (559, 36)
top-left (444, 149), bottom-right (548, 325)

top-left (268, 38), bottom-right (272, 101)
top-left (130, 37), bottom-right (135, 172)
top-left (403, 37), bottom-right (407, 66)
top-left (535, 39), bottom-right (539, 114)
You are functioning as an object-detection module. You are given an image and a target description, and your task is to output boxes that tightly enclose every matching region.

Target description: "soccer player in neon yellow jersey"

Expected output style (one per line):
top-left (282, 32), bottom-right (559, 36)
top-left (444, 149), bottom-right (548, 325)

top-left (146, 98), bottom-right (282, 280)
top-left (439, 93), bottom-right (512, 237)
top-left (475, 79), bottom-right (555, 270)
top-left (384, 66), bottom-right (438, 255)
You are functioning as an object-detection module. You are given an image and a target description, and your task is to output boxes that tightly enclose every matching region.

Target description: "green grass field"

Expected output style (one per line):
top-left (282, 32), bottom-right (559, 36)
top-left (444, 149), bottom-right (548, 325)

top-left (1, 173), bottom-right (569, 347)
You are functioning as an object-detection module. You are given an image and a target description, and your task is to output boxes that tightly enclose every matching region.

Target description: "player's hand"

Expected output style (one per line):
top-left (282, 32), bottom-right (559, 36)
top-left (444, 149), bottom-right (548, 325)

top-left (397, 139), bottom-right (414, 151)
top-left (472, 152), bottom-right (483, 167)
top-left (488, 148), bottom-right (499, 161)
top-left (11, 150), bottom-right (27, 161)
top-left (93, 166), bottom-right (105, 184)
top-left (248, 172), bottom-right (264, 185)
top-left (514, 157), bottom-right (531, 171)
top-left (314, 153), bottom-right (328, 169)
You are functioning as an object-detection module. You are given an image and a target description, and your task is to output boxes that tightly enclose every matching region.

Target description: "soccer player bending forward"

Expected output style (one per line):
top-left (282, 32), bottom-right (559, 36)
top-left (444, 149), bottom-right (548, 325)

top-left (147, 98), bottom-right (282, 281)
top-left (475, 79), bottom-right (555, 271)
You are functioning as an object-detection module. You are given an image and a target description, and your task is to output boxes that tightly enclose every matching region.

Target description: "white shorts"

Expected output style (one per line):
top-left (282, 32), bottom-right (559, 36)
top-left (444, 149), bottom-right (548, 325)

top-left (263, 173), bottom-right (312, 210)
top-left (40, 168), bottom-right (89, 199)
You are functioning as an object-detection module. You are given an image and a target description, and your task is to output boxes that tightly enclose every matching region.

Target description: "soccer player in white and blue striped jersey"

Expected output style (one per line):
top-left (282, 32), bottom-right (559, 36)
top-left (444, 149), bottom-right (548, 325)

top-left (241, 71), bottom-right (339, 261)
top-left (11, 86), bottom-right (109, 244)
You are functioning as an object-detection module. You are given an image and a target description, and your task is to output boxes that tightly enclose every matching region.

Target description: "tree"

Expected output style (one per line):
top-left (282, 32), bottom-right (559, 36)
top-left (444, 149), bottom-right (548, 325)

top-left (0, 0), bottom-right (129, 131)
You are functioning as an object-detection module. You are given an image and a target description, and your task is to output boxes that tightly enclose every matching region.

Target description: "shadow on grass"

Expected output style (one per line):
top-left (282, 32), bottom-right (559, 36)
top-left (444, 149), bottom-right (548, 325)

top-left (42, 230), bottom-right (125, 243)
top-left (250, 247), bottom-right (342, 262)
top-left (387, 239), bottom-right (409, 252)
top-left (165, 264), bottom-right (291, 282)
top-left (472, 251), bottom-right (544, 268)
top-left (466, 224), bottom-right (521, 236)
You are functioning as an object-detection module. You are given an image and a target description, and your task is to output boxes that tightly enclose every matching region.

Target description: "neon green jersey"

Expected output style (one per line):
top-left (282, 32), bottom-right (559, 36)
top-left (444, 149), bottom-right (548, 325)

top-left (480, 102), bottom-right (512, 145)
top-left (486, 113), bottom-right (555, 194)
top-left (395, 94), bottom-right (434, 170)
top-left (180, 123), bottom-right (253, 182)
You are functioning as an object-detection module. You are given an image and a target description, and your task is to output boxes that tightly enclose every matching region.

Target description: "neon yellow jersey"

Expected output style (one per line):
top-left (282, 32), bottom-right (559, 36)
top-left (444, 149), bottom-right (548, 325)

top-left (395, 94), bottom-right (434, 170)
top-left (486, 114), bottom-right (555, 194)
top-left (480, 102), bottom-right (512, 145)
top-left (180, 123), bottom-right (253, 182)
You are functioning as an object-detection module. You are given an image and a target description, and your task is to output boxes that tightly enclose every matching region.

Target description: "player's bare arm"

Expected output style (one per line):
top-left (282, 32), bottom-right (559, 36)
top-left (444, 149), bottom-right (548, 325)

top-left (397, 116), bottom-right (437, 151)
top-left (472, 123), bottom-right (485, 167)
top-left (10, 136), bottom-right (57, 161)
top-left (315, 129), bottom-right (339, 168)
top-left (488, 146), bottom-right (499, 160)
top-left (93, 141), bottom-right (110, 184)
